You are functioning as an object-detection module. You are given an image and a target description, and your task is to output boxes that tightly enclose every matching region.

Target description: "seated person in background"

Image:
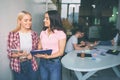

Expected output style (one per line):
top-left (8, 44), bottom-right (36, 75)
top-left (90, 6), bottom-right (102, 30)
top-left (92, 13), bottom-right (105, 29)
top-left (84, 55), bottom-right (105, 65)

top-left (65, 29), bottom-right (88, 53)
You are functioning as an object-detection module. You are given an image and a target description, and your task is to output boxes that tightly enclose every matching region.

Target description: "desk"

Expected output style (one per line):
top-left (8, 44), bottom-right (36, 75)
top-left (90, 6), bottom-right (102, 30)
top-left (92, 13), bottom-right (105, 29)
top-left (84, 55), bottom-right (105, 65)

top-left (61, 46), bottom-right (120, 80)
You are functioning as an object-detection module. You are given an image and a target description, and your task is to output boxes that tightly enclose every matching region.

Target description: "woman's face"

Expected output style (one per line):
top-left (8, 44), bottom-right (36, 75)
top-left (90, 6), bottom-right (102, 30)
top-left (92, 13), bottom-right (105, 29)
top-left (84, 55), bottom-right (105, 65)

top-left (20, 14), bottom-right (32, 29)
top-left (44, 13), bottom-right (50, 28)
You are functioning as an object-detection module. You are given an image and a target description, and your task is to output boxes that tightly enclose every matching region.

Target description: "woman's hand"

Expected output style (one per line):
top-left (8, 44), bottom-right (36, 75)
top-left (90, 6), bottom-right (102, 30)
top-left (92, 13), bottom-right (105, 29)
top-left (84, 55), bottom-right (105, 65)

top-left (17, 51), bottom-right (30, 58)
top-left (34, 54), bottom-right (49, 59)
top-left (26, 54), bottom-right (32, 59)
top-left (18, 51), bottom-right (27, 57)
top-left (84, 46), bottom-right (90, 50)
top-left (11, 51), bottom-right (24, 58)
top-left (79, 41), bottom-right (86, 47)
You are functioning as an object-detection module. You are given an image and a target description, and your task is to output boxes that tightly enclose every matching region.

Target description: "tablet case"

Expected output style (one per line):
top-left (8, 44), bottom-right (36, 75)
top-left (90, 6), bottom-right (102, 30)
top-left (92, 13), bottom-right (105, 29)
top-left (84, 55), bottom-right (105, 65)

top-left (106, 49), bottom-right (120, 55)
top-left (30, 49), bottom-right (52, 55)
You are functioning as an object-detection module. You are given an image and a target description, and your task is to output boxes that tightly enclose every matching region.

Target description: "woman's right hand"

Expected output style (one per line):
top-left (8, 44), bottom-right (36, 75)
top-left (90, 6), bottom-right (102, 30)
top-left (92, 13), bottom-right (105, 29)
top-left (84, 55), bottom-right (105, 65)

top-left (17, 52), bottom-right (24, 57)
top-left (11, 50), bottom-right (27, 58)
top-left (11, 52), bottom-right (22, 58)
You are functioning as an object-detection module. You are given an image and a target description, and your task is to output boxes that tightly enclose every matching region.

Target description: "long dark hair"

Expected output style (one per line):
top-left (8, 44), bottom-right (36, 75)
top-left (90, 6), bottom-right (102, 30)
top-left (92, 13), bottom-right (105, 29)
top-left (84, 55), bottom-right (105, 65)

top-left (43, 10), bottom-right (65, 33)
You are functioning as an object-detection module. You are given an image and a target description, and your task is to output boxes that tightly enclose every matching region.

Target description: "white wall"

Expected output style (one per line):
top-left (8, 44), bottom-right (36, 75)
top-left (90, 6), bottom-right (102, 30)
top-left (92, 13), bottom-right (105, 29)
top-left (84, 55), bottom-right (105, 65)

top-left (0, 0), bottom-right (56, 80)
top-left (0, 1), bottom-right (26, 80)
top-left (116, 0), bottom-right (120, 30)
top-left (61, 0), bottom-right (80, 23)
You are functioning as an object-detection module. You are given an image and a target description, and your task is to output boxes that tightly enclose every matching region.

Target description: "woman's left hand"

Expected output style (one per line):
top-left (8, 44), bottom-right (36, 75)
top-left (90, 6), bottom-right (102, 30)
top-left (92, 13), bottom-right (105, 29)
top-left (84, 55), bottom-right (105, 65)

top-left (27, 54), bottom-right (33, 59)
top-left (34, 54), bottom-right (49, 59)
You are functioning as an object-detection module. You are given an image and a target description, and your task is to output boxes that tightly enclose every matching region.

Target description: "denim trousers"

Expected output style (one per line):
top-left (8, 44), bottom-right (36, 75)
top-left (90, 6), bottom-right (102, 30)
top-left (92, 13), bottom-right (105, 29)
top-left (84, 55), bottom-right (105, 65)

top-left (13, 60), bottom-right (38, 80)
top-left (39, 58), bottom-right (62, 80)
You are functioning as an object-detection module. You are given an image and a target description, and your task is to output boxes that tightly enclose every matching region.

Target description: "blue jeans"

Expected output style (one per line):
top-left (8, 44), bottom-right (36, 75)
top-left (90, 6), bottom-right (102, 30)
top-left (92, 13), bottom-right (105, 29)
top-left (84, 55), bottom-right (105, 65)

top-left (13, 60), bottom-right (38, 80)
top-left (39, 58), bottom-right (62, 80)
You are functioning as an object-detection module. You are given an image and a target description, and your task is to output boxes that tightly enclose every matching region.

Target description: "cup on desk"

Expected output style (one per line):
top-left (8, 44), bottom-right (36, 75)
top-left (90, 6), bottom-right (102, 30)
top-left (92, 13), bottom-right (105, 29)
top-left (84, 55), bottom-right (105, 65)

top-left (81, 51), bottom-right (85, 58)
top-left (92, 53), bottom-right (97, 60)
top-left (89, 44), bottom-right (94, 50)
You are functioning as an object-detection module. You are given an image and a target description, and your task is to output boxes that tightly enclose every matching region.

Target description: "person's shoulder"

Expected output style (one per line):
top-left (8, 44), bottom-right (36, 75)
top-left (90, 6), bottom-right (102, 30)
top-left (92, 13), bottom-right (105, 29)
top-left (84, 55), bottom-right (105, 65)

top-left (40, 30), bottom-right (46, 35)
top-left (31, 30), bottom-right (40, 37)
top-left (41, 30), bottom-right (45, 33)
top-left (8, 31), bottom-right (18, 35)
top-left (54, 29), bottom-right (65, 34)
top-left (70, 35), bottom-right (77, 41)
top-left (8, 31), bottom-right (13, 34)
top-left (31, 30), bottom-right (38, 35)
top-left (8, 31), bottom-right (19, 39)
top-left (71, 35), bottom-right (76, 38)
top-left (54, 30), bottom-right (66, 38)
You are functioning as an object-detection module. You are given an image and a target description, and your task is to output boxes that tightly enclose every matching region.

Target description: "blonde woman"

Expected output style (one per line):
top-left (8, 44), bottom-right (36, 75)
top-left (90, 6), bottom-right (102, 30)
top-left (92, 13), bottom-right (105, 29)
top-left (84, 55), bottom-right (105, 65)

top-left (7, 11), bottom-right (39, 80)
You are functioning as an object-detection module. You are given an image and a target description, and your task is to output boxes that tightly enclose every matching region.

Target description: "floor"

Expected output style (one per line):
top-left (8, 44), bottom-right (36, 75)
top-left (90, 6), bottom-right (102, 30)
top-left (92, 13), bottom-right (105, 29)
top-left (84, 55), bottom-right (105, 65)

top-left (62, 65), bottom-right (120, 80)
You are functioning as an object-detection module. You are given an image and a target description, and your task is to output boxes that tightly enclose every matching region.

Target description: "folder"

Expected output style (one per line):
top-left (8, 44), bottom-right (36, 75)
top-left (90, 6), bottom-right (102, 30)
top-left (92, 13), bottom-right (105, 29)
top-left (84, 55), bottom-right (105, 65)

top-left (30, 49), bottom-right (52, 55)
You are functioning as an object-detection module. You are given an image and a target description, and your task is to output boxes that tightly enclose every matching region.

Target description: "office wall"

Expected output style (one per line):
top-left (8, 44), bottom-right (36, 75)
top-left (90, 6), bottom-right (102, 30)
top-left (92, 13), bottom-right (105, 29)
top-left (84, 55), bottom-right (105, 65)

top-left (61, 0), bottom-right (80, 23)
top-left (0, 0), bottom-right (56, 80)
top-left (0, 1), bottom-right (26, 80)
top-left (116, 0), bottom-right (120, 30)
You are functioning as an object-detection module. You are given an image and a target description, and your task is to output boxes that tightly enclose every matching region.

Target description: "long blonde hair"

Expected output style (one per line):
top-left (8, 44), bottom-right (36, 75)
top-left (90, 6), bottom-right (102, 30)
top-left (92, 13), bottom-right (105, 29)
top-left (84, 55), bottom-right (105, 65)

top-left (12, 11), bottom-right (32, 32)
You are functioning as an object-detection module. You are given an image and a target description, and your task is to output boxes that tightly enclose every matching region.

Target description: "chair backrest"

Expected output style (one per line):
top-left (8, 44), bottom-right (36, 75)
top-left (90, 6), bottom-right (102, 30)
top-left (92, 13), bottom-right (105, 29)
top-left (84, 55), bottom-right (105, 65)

top-left (98, 41), bottom-right (112, 46)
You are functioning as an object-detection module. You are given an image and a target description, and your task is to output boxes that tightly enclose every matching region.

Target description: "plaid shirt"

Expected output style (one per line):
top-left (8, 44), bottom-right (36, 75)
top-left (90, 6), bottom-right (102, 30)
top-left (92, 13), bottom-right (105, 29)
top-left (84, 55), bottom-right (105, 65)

top-left (7, 31), bottom-right (39, 72)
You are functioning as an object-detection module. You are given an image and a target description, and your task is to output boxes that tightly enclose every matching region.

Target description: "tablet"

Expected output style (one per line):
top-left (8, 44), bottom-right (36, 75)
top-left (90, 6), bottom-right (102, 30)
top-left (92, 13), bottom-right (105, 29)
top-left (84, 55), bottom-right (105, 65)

top-left (30, 49), bottom-right (52, 55)
top-left (11, 49), bottom-right (23, 53)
